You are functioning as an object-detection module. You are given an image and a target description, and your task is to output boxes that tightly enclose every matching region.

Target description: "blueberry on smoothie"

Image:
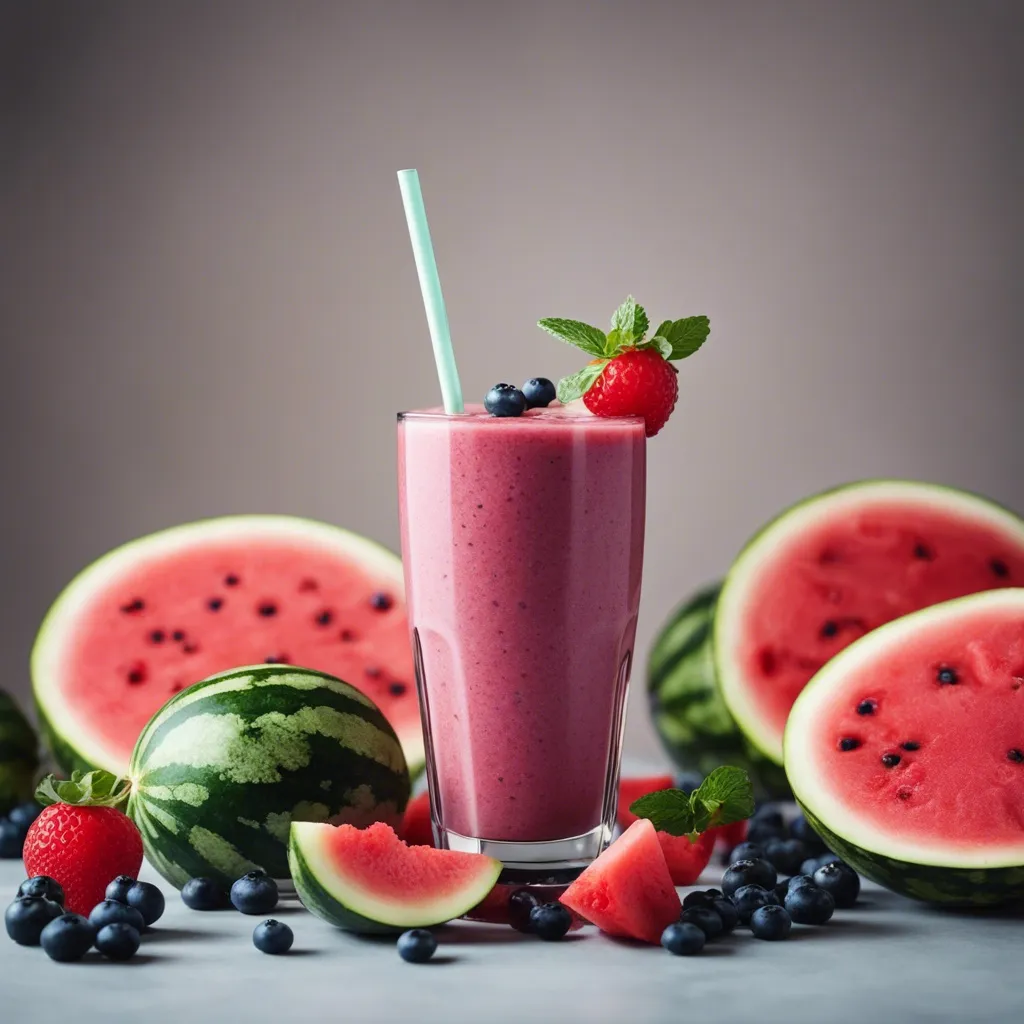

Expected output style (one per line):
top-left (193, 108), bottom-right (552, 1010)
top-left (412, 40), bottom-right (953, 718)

top-left (484, 384), bottom-right (527, 418)
top-left (521, 378), bottom-right (557, 408)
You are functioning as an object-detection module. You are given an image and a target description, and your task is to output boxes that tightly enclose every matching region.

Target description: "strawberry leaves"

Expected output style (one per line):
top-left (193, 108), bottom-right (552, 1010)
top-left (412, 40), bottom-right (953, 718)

top-left (36, 770), bottom-right (133, 809)
top-left (538, 297), bottom-right (709, 407)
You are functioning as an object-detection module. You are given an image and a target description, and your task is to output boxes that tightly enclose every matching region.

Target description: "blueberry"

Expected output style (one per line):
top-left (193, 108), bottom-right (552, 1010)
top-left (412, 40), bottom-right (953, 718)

top-left (681, 890), bottom-right (717, 910)
top-left (89, 899), bottom-right (146, 933)
top-left (0, 819), bottom-right (24, 858)
top-left (181, 877), bottom-right (228, 911)
top-left (789, 814), bottom-right (828, 854)
top-left (7, 803), bottom-right (42, 831)
top-left (787, 874), bottom-right (816, 892)
top-left (763, 838), bottom-right (807, 877)
top-left (730, 884), bottom-right (778, 925)
top-left (253, 919), bottom-right (294, 955)
top-left (747, 818), bottom-right (788, 844)
top-left (507, 889), bottom-right (541, 933)
top-left (750, 904), bottom-right (792, 941)
top-left (230, 871), bottom-right (279, 915)
top-left (751, 803), bottom-right (785, 827)
top-left (800, 857), bottom-right (824, 876)
top-left (17, 876), bottom-right (64, 906)
top-left (484, 384), bottom-right (527, 418)
top-left (126, 881), bottom-right (165, 926)
top-left (702, 888), bottom-right (723, 899)
top-left (813, 861), bottom-right (861, 908)
top-left (105, 875), bottom-right (137, 904)
top-left (530, 903), bottom-right (572, 941)
top-left (711, 898), bottom-right (739, 934)
top-left (728, 842), bottom-right (765, 865)
top-left (661, 921), bottom-right (705, 955)
top-left (397, 928), bottom-right (437, 963)
top-left (722, 858), bottom-right (777, 897)
top-left (785, 884), bottom-right (835, 925)
top-left (679, 905), bottom-right (724, 939)
top-left (818, 852), bottom-right (842, 866)
top-left (40, 913), bottom-right (95, 962)
top-left (4, 896), bottom-right (63, 945)
top-left (521, 378), bottom-right (556, 409)
top-left (95, 922), bottom-right (141, 961)
top-left (773, 879), bottom-right (791, 904)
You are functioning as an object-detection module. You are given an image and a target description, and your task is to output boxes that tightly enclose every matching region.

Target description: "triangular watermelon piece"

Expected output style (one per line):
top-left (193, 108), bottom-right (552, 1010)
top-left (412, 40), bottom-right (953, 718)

top-left (560, 819), bottom-right (681, 944)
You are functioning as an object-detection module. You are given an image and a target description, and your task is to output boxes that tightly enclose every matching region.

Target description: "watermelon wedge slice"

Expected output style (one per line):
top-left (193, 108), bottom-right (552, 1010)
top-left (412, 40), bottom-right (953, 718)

top-left (289, 821), bottom-right (502, 933)
top-left (560, 819), bottom-right (681, 944)
top-left (785, 588), bottom-right (1024, 906)
top-left (717, 481), bottom-right (1024, 765)
top-left (31, 516), bottom-right (424, 779)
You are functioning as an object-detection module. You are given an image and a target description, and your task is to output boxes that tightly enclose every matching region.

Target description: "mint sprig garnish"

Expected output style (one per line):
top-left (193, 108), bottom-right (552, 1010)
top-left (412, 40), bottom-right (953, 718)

top-left (36, 769), bottom-right (132, 809)
top-left (538, 296), bottom-right (710, 404)
top-left (628, 766), bottom-right (754, 842)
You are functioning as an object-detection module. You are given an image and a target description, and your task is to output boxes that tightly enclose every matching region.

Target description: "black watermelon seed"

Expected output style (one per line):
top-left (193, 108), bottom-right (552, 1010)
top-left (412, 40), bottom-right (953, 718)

top-left (298, 578), bottom-right (319, 592)
top-left (121, 598), bottom-right (145, 614)
top-left (225, 575), bottom-right (240, 587)
top-left (340, 629), bottom-right (356, 642)
top-left (182, 643), bottom-right (199, 655)
top-left (172, 630), bottom-right (185, 642)
top-left (371, 592), bottom-right (393, 611)
top-left (898, 789), bottom-right (912, 801)
top-left (389, 682), bottom-right (408, 696)
top-left (127, 664), bottom-right (146, 684)
top-left (856, 700), bottom-right (877, 715)
top-left (208, 597), bottom-right (223, 611)
top-left (265, 654), bottom-right (289, 664)
top-left (365, 666), bottom-right (382, 679)
top-left (838, 737), bottom-right (861, 752)
top-left (913, 543), bottom-right (933, 560)
top-left (315, 610), bottom-right (333, 626)
top-left (900, 741), bottom-right (920, 751)
top-left (881, 753), bottom-right (901, 768)
top-left (149, 630), bottom-right (165, 644)
top-left (1008, 749), bottom-right (1024, 763)
top-left (991, 559), bottom-right (1010, 579)
top-left (258, 603), bottom-right (278, 617)
top-left (937, 667), bottom-right (959, 685)
top-left (171, 681), bottom-right (184, 693)
top-left (821, 621), bottom-right (839, 638)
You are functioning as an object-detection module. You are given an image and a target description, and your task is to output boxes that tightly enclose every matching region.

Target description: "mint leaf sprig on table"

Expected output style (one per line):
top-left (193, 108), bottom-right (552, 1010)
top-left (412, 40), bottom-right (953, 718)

top-left (538, 295), bottom-right (710, 404)
top-left (629, 766), bottom-right (755, 842)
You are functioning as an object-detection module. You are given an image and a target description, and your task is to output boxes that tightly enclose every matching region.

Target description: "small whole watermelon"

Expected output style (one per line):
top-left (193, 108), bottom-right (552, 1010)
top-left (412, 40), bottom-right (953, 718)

top-left (127, 665), bottom-right (410, 891)
top-left (0, 689), bottom-right (39, 814)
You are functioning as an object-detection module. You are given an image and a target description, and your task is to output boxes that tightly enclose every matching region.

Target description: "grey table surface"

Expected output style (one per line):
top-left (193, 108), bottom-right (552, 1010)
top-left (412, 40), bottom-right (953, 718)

top-left (1, 857), bottom-right (1020, 1024)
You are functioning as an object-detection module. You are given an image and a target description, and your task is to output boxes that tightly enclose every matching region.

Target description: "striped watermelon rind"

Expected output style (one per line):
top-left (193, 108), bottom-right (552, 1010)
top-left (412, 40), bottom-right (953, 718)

top-left (127, 665), bottom-right (411, 891)
top-left (0, 690), bottom-right (39, 814)
top-left (647, 584), bottom-right (790, 799)
top-left (289, 821), bottom-right (502, 934)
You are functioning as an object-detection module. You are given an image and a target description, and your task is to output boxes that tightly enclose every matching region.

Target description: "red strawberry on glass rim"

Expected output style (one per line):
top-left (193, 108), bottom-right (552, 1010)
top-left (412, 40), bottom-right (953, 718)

top-left (538, 296), bottom-right (710, 437)
top-left (23, 771), bottom-right (143, 915)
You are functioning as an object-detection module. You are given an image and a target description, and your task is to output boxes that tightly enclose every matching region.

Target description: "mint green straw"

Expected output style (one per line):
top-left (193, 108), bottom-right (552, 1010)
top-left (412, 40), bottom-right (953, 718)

top-left (397, 169), bottom-right (464, 414)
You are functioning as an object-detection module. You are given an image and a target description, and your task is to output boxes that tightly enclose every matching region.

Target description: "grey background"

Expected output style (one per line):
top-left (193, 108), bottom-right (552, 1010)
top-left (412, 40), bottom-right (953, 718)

top-left (2, 0), bottom-right (1023, 763)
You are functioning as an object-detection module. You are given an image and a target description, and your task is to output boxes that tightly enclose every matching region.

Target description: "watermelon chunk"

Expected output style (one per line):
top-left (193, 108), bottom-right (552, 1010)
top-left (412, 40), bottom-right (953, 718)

top-left (786, 588), bottom-right (1024, 906)
top-left (560, 819), bottom-right (681, 944)
top-left (31, 516), bottom-right (424, 779)
top-left (717, 481), bottom-right (1024, 765)
top-left (401, 790), bottom-right (434, 847)
top-left (289, 821), bottom-right (502, 934)
top-left (616, 774), bottom-right (673, 830)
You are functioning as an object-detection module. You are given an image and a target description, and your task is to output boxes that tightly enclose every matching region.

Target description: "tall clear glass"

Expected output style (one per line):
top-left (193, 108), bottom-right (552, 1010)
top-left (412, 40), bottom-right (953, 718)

top-left (397, 405), bottom-right (646, 885)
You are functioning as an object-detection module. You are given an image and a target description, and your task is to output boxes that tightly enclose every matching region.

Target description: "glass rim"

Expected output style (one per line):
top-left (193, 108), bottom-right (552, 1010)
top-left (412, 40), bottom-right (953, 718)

top-left (397, 408), bottom-right (645, 427)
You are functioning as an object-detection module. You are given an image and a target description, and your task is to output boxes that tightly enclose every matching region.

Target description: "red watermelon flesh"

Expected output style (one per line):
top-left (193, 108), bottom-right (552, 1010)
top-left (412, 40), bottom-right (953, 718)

top-left (401, 791), bottom-right (434, 847)
top-left (32, 517), bottom-right (423, 777)
top-left (721, 488), bottom-right (1024, 762)
top-left (616, 775), bottom-right (673, 830)
top-left (560, 819), bottom-right (681, 944)
top-left (658, 829), bottom-right (715, 886)
top-left (788, 592), bottom-right (1024, 852)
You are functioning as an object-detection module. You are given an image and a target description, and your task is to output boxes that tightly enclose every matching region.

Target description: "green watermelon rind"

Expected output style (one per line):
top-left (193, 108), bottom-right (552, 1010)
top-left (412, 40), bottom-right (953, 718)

top-left (30, 514), bottom-right (424, 779)
top-left (127, 665), bottom-right (411, 891)
top-left (716, 480), bottom-right (1024, 767)
top-left (647, 584), bottom-right (791, 800)
top-left (288, 821), bottom-right (502, 934)
top-left (786, 589), bottom-right (1024, 907)
top-left (0, 691), bottom-right (40, 814)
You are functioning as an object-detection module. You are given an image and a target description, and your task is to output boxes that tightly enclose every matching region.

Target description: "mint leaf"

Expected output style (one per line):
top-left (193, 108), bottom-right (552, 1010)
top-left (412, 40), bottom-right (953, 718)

top-left (36, 770), bottom-right (132, 809)
top-left (645, 336), bottom-right (673, 360)
top-left (537, 318), bottom-right (607, 358)
top-left (629, 788), bottom-right (695, 838)
top-left (662, 316), bottom-right (710, 360)
top-left (689, 766), bottom-right (754, 833)
top-left (556, 361), bottom-right (606, 403)
top-left (609, 296), bottom-right (648, 345)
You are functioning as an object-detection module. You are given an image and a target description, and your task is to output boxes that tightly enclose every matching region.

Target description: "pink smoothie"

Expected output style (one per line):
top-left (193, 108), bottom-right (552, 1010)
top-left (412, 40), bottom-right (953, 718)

top-left (397, 404), bottom-right (646, 843)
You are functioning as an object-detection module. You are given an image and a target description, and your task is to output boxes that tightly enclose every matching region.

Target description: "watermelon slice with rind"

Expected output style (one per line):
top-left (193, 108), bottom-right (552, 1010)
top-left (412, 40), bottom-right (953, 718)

top-left (31, 515), bottom-right (423, 779)
top-left (288, 821), bottom-right (502, 934)
top-left (785, 588), bottom-right (1024, 906)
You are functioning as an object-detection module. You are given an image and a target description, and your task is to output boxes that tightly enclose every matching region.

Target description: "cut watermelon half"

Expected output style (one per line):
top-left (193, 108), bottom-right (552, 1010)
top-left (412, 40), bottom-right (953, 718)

top-left (786, 589), bottom-right (1024, 905)
top-left (31, 516), bottom-right (424, 779)
top-left (560, 819), bottom-right (681, 944)
top-left (289, 821), bottom-right (502, 933)
top-left (717, 481), bottom-right (1024, 765)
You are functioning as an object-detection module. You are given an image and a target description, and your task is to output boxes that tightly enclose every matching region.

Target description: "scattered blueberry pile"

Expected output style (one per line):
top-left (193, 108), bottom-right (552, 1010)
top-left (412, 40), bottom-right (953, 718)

top-left (660, 802), bottom-right (863, 954)
top-left (484, 378), bottom-right (557, 417)
top-left (0, 802), bottom-right (42, 859)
